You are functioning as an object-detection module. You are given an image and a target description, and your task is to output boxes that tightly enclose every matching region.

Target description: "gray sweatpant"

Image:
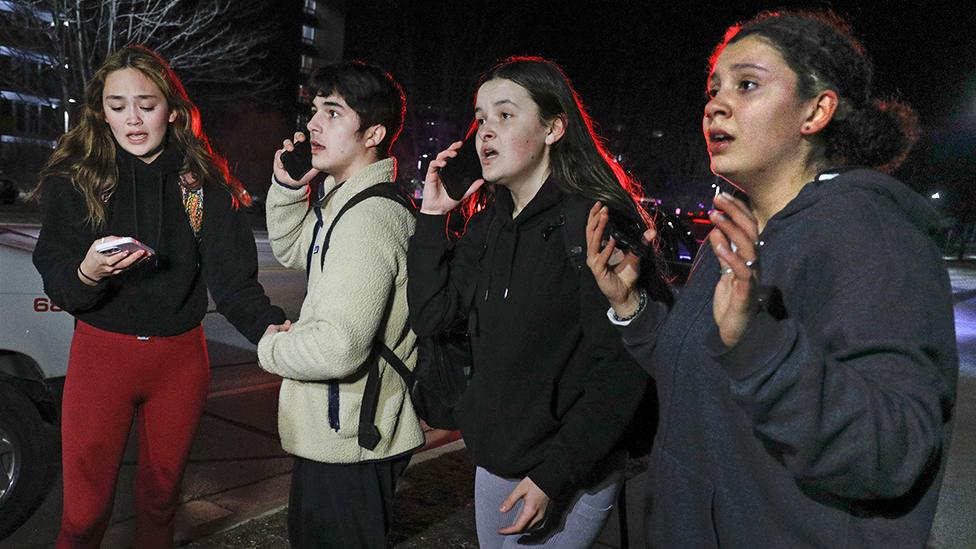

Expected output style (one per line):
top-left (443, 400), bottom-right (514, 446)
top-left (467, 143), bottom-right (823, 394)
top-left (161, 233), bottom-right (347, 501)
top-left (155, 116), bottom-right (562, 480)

top-left (473, 460), bottom-right (623, 549)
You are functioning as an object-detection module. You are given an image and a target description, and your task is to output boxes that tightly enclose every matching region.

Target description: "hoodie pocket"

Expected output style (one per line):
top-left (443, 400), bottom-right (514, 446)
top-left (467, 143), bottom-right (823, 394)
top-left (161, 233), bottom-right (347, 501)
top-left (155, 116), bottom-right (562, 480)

top-left (647, 449), bottom-right (719, 548)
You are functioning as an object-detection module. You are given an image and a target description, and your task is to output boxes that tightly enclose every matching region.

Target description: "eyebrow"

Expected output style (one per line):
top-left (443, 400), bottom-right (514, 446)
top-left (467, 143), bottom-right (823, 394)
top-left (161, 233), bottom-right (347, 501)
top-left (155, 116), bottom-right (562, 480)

top-left (314, 100), bottom-right (346, 110)
top-left (474, 99), bottom-right (519, 113)
top-left (105, 94), bottom-right (159, 100)
top-left (729, 63), bottom-right (769, 72)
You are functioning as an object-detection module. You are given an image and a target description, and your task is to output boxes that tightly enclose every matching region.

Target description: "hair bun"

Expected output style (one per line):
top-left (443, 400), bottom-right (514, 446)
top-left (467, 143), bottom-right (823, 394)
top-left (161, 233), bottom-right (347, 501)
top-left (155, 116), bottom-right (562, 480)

top-left (829, 98), bottom-right (919, 173)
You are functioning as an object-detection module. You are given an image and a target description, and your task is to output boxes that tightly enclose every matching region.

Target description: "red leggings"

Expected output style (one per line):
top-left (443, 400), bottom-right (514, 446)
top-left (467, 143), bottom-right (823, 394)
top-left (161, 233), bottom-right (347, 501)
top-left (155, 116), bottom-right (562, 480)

top-left (57, 321), bottom-right (210, 549)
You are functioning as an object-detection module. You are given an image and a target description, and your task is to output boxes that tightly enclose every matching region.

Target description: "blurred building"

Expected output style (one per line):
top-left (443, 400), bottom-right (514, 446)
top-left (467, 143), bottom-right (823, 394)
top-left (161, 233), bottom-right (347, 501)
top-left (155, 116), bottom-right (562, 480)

top-left (0, 2), bottom-right (63, 190)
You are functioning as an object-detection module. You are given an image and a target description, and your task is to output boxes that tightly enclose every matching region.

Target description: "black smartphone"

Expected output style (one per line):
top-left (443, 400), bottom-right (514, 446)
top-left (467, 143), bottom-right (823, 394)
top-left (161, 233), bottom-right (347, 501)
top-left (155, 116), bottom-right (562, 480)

top-left (438, 127), bottom-right (482, 201)
top-left (281, 136), bottom-right (313, 181)
top-left (606, 207), bottom-right (651, 258)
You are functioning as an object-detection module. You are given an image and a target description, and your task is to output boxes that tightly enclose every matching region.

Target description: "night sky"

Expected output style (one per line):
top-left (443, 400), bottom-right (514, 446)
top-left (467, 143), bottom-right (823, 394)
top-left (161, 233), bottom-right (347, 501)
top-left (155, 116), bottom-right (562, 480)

top-left (345, 0), bottom-right (975, 129)
top-left (336, 0), bottom-right (975, 200)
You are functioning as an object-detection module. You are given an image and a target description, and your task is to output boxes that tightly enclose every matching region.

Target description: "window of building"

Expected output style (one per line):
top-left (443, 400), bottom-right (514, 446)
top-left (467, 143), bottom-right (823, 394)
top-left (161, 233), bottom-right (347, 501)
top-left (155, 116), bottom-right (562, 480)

top-left (303, 0), bottom-right (317, 15)
top-left (302, 25), bottom-right (315, 45)
top-left (300, 54), bottom-right (315, 75)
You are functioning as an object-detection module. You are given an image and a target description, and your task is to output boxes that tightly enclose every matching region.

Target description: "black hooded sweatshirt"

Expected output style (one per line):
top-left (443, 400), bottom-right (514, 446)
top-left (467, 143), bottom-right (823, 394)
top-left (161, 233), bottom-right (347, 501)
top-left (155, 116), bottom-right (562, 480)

top-left (33, 146), bottom-right (285, 344)
top-left (618, 168), bottom-right (958, 548)
top-left (408, 178), bottom-right (648, 500)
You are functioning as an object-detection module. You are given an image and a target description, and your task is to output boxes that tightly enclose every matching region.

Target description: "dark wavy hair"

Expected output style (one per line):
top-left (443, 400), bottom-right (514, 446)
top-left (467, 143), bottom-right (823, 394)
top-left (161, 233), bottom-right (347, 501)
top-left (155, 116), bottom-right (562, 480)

top-left (710, 10), bottom-right (919, 173)
top-left (35, 45), bottom-right (248, 228)
top-left (308, 60), bottom-right (406, 157)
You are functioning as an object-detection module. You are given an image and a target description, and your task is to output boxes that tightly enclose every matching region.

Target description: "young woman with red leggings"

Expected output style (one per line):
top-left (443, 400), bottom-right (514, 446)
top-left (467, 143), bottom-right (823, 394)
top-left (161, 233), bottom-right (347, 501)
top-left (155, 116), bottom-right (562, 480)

top-left (32, 45), bottom-right (288, 549)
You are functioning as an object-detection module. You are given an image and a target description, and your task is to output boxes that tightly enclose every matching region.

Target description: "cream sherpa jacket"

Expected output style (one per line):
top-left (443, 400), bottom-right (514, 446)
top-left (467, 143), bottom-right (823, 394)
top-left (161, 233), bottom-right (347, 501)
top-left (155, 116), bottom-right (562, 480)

top-left (258, 158), bottom-right (423, 463)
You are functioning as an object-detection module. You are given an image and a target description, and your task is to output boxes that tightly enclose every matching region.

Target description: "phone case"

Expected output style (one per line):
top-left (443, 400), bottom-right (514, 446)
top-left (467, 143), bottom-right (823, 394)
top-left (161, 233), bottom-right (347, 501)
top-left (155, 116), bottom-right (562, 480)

top-left (281, 137), bottom-right (313, 181)
top-left (438, 129), bottom-right (482, 201)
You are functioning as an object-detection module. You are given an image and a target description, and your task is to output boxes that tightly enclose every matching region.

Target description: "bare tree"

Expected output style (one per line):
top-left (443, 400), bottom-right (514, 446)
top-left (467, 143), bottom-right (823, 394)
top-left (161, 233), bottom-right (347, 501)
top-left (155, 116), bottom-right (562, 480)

top-left (0, 0), bottom-right (277, 134)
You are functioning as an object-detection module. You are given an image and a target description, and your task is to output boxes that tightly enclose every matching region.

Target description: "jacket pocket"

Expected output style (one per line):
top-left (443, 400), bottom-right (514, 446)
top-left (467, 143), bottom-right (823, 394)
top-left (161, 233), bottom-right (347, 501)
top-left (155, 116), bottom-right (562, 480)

top-left (646, 449), bottom-right (719, 548)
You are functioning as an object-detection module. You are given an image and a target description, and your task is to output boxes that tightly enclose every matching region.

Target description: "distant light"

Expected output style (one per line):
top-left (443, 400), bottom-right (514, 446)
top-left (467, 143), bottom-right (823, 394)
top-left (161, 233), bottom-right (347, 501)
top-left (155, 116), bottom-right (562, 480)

top-left (417, 160), bottom-right (422, 171)
top-left (931, 192), bottom-right (941, 199)
top-left (675, 208), bottom-right (681, 215)
top-left (62, 20), bottom-right (69, 26)
top-left (63, 63), bottom-right (68, 69)
top-left (652, 130), bottom-right (664, 138)
top-left (421, 154), bottom-right (428, 159)
top-left (68, 98), bottom-right (76, 103)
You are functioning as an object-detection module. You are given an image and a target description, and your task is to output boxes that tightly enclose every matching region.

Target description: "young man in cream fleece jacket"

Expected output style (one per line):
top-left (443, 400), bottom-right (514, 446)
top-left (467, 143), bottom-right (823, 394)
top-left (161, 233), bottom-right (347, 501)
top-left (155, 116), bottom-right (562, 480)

top-left (258, 61), bottom-right (423, 549)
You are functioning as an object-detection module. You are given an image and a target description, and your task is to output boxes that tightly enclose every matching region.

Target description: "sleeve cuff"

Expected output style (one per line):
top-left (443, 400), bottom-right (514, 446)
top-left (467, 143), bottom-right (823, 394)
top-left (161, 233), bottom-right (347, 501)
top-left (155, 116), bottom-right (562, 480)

top-left (413, 213), bottom-right (449, 241)
top-left (706, 310), bottom-right (796, 381)
top-left (616, 301), bottom-right (669, 345)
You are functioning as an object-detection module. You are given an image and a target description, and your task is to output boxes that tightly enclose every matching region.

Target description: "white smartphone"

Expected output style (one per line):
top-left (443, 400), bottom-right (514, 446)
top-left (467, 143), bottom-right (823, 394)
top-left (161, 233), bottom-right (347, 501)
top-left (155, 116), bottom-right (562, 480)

top-left (96, 237), bottom-right (155, 256)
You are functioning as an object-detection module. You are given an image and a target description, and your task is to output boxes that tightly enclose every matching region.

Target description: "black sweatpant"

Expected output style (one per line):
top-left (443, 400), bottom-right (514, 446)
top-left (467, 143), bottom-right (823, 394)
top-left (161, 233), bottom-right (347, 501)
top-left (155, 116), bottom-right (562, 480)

top-left (288, 453), bottom-right (412, 549)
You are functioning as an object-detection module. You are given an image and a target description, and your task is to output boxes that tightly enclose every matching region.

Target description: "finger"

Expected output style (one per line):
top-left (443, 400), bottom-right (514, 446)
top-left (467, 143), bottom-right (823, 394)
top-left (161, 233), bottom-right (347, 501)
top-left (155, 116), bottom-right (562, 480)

top-left (498, 505), bottom-right (537, 535)
top-left (709, 209), bottom-right (756, 263)
top-left (585, 202), bottom-right (604, 257)
top-left (274, 148), bottom-right (286, 169)
top-left (299, 167), bottom-right (321, 186)
top-left (712, 193), bottom-right (759, 244)
top-left (709, 230), bottom-right (752, 280)
top-left (499, 486), bottom-right (523, 513)
top-left (281, 139), bottom-right (294, 152)
top-left (642, 227), bottom-right (656, 245)
top-left (460, 178), bottom-right (485, 201)
top-left (447, 140), bottom-right (464, 151)
top-left (293, 131), bottom-right (305, 142)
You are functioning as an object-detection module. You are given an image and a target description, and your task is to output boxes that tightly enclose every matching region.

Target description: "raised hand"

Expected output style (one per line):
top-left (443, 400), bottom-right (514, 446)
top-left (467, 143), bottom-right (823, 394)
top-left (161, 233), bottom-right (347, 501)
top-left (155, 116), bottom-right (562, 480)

top-left (708, 192), bottom-right (761, 347)
top-left (272, 131), bottom-right (320, 188)
top-left (585, 202), bottom-right (654, 318)
top-left (420, 141), bottom-right (484, 215)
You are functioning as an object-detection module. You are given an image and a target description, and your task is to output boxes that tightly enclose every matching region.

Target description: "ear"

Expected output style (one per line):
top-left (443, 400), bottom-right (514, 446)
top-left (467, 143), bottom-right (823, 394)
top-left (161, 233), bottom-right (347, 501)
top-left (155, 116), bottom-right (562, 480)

top-left (362, 124), bottom-right (387, 150)
top-left (544, 114), bottom-right (567, 145)
top-left (801, 89), bottom-right (839, 136)
top-left (168, 110), bottom-right (177, 124)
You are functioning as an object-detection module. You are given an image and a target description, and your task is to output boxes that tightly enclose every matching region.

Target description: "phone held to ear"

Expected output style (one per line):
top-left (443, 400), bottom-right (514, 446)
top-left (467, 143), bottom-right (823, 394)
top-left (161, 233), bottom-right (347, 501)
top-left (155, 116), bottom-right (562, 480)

top-left (438, 128), bottom-right (482, 201)
top-left (96, 237), bottom-right (155, 256)
top-left (281, 134), bottom-right (313, 181)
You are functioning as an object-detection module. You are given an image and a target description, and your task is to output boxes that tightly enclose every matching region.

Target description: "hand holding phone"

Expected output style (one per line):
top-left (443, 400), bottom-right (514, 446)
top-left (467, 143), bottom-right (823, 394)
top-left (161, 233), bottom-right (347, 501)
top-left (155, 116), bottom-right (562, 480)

top-left (437, 132), bottom-right (483, 201)
top-left (96, 236), bottom-right (155, 257)
top-left (281, 135), bottom-right (313, 182)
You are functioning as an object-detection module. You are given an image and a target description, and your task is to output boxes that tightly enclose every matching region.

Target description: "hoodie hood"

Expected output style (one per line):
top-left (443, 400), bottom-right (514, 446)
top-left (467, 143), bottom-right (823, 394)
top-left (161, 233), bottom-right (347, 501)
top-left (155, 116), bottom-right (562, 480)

top-left (772, 167), bottom-right (941, 237)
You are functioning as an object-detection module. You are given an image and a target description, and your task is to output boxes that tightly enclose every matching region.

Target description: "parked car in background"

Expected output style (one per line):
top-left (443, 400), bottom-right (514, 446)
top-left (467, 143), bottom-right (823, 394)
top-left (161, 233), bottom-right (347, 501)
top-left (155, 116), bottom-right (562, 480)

top-left (649, 208), bottom-right (700, 284)
top-left (0, 225), bottom-right (71, 539)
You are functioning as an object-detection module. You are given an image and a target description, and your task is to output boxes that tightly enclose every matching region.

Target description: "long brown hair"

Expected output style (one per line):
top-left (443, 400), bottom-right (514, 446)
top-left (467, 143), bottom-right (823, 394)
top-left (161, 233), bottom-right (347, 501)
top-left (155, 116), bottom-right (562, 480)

top-left (473, 56), bottom-right (649, 226)
top-left (35, 45), bottom-right (249, 228)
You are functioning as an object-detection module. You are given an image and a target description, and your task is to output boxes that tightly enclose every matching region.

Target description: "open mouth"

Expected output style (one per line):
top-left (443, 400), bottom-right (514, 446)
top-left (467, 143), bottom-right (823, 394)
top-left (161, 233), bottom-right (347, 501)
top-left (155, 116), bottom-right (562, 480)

top-left (126, 132), bottom-right (148, 143)
top-left (481, 147), bottom-right (498, 161)
top-left (310, 141), bottom-right (324, 153)
top-left (707, 130), bottom-right (734, 151)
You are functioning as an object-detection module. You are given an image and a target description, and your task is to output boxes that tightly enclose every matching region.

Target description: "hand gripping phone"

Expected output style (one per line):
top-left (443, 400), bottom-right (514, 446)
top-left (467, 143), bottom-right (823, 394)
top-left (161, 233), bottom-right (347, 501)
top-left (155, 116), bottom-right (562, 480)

top-left (96, 236), bottom-right (155, 256)
top-left (280, 135), bottom-right (313, 181)
top-left (438, 125), bottom-right (482, 201)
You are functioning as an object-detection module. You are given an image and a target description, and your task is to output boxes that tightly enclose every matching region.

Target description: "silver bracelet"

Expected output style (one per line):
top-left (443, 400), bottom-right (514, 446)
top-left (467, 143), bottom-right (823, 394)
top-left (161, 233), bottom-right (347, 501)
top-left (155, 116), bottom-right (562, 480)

top-left (611, 288), bottom-right (647, 322)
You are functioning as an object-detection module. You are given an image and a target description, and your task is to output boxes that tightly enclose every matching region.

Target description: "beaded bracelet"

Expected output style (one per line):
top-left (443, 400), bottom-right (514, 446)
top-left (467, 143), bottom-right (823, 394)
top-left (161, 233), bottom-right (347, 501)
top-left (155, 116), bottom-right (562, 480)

top-left (611, 288), bottom-right (647, 322)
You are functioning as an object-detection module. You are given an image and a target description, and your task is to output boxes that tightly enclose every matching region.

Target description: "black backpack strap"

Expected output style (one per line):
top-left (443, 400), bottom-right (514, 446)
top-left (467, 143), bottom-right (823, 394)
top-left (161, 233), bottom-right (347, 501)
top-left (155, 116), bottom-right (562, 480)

top-left (325, 183), bottom-right (415, 451)
top-left (320, 183), bottom-right (416, 272)
top-left (358, 341), bottom-right (414, 451)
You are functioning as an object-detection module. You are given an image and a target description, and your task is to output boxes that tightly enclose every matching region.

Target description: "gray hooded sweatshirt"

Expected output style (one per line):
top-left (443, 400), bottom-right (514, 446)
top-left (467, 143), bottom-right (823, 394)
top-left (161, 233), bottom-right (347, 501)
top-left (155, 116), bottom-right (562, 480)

top-left (620, 168), bottom-right (958, 548)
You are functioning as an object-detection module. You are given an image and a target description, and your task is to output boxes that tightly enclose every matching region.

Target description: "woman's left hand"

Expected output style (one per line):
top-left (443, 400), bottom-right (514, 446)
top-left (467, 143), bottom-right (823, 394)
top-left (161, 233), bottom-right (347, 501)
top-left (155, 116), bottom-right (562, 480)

top-left (497, 476), bottom-right (550, 534)
top-left (708, 192), bottom-right (761, 347)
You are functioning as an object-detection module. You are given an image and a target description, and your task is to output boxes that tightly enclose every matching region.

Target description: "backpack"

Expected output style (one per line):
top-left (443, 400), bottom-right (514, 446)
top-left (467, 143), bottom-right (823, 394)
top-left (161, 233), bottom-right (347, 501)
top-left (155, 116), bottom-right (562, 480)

top-left (313, 183), bottom-right (480, 447)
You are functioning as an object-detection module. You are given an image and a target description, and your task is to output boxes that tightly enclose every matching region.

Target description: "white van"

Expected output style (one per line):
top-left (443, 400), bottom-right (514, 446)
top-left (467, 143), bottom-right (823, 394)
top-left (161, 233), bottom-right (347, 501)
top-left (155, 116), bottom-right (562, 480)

top-left (0, 225), bottom-right (71, 538)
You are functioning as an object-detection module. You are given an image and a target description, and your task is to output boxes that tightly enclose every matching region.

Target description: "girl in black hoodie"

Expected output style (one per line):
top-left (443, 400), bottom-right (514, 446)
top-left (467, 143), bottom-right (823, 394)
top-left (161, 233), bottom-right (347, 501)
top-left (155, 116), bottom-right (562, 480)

top-left (588, 11), bottom-right (958, 548)
top-left (32, 46), bottom-right (286, 549)
top-left (408, 57), bottom-right (659, 548)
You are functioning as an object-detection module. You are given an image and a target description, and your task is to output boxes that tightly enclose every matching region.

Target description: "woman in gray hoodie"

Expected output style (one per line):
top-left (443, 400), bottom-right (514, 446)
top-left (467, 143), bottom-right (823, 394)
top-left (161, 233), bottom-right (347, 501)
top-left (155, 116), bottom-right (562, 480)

top-left (587, 10), bottom-right (958, 548)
